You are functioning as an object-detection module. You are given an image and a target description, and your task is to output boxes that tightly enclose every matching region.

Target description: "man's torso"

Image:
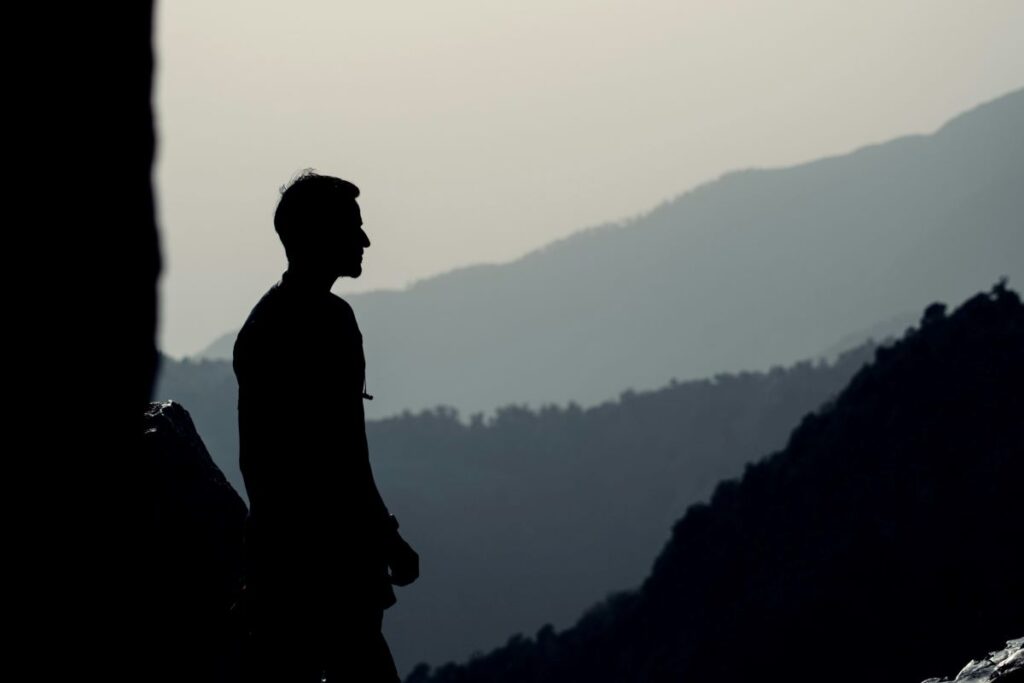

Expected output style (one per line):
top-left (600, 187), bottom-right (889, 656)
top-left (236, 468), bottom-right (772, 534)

top-left (233, 275), bottom-right (392, 612)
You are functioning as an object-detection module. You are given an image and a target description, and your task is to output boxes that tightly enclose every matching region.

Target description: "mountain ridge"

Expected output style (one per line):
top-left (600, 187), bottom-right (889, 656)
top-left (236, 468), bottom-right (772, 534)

top-left (407, 282), bottom-right (1024, 683)
top-left (184, 88), bottom-right (1023, 420)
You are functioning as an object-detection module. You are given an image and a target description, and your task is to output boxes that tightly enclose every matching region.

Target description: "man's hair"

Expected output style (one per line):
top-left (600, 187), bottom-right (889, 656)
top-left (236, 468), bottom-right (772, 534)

top-left (274, 169), bottom-right (360, 258)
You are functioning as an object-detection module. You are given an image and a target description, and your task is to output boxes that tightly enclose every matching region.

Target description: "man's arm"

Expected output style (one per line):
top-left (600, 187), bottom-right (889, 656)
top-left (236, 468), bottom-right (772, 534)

top-left (333, 294), bottom-right (419, 586)
top-left (359, 429), bottom-right (419, 586)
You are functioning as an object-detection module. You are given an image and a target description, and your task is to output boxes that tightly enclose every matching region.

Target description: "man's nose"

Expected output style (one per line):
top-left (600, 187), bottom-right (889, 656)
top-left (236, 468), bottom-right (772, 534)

top-left (361, 229), bottom-right (371, 248)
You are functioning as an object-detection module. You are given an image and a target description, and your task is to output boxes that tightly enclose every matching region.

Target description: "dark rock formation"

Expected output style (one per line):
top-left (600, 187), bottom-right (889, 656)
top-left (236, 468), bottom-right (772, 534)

top-left (17, 5), bottom-right (162, 681)
top-left (143, 400), bottom-right (248, 681)
top-left (922, 638), bottom-right (1023, 683)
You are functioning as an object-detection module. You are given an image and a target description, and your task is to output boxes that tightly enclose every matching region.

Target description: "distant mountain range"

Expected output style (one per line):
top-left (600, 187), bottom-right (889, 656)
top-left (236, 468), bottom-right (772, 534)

top-left (186, 89), bottom-right (1024, 419)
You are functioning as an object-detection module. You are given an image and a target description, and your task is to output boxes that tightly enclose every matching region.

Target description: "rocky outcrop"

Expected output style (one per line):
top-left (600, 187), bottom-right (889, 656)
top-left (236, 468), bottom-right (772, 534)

top-left (922, 638), bottom-right (1023, 683)
top-left (143, 400), bottom-right (247, 681)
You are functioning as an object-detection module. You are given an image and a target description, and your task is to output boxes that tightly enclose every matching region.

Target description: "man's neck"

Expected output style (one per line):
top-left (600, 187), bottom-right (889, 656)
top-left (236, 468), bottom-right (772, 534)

top-left (281, 267), bottom-right (337, 293)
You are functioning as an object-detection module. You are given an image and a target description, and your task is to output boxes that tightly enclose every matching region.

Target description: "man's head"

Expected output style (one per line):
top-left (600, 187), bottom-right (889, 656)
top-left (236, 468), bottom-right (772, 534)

top-left (274, 170), bottom-right (370, 278)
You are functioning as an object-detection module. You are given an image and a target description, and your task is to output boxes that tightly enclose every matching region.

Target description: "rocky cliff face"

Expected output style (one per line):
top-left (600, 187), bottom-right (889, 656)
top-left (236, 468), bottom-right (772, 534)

top-left (19, 5), bottom-right (162, 680)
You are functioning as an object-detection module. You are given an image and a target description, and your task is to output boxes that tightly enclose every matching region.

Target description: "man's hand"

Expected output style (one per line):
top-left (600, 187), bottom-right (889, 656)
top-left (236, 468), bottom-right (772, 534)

top-left (386, 532), bottom-right (419, 587)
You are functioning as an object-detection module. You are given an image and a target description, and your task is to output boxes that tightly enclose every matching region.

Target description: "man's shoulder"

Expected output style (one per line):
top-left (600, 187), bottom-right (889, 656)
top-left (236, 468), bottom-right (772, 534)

top-left (240, 282), bottom-right (284, 326)
top-left (234, 285), bottom-right (358, 356)
top-left (327, 292), bottom-right (356, 318)
top-left (324, 293), bottom-right (362, 342)
top-left (234, 282), bottom-right (288, 357)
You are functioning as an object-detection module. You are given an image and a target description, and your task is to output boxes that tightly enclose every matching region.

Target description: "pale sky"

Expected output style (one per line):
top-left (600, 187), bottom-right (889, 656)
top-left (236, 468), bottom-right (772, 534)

top-left (155, 0), bottom-right (1024, 358)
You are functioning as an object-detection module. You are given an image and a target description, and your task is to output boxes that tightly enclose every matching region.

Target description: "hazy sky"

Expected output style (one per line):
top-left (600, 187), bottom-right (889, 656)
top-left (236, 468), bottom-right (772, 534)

top-left (155, 1), bottom-right (1024, 358)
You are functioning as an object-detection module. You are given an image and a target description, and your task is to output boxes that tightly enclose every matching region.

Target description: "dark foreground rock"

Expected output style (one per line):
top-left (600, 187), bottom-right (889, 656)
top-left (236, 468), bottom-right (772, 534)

top-left (922, 638), bottom-right (1023, 683)
top-left (144, 400), bottom-right (247, 682)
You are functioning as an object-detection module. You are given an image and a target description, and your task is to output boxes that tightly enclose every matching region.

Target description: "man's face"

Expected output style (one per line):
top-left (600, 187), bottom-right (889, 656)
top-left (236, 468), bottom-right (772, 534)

top-left (328, 200), bottom-right (370, 278)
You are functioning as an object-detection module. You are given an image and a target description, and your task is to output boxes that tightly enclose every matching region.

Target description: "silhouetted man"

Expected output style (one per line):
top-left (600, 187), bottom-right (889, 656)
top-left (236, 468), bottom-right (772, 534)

top-left (233, 171), bottom-right (418, 682)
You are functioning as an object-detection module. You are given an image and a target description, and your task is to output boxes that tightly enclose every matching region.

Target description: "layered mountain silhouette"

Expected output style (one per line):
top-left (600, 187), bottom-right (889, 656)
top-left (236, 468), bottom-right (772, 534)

top-left (402, 283), bottom-right (1023, 683)
top-left (188, 89), bottom-right (1023, 419)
